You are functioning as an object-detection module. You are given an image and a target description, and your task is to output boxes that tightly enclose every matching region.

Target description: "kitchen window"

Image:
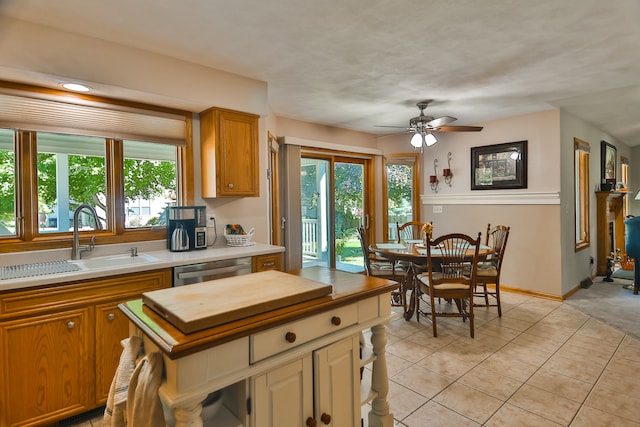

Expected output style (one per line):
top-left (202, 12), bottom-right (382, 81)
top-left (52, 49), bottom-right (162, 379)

top-left (0, 82), bottom-right (192, 252)
top-left (123, 139), bottom-right (177, 229)
top-left (0, 128), bottom-right (15, 236)
top-left (37, 132), bottom-right (107, 233)
top-left (383, 153), bottom-right (421, 241)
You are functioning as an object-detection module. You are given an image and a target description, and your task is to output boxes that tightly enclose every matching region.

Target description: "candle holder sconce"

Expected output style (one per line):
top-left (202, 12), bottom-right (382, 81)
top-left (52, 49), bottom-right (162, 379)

top-left (443, 152), bottom-right (453, 186)
top-left (430, 159), bottom-right (439, 193)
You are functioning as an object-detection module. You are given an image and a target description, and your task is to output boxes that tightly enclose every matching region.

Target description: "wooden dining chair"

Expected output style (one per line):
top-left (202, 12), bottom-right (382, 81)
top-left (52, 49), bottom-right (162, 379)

top-left (396, 221), bottom-right (433, 243)
top-left (416, 232), bottom-right (481, 338)
top-left (356, 227), bottom-right (407, 307)
top-left (474, 224), bottom-right (510, 317)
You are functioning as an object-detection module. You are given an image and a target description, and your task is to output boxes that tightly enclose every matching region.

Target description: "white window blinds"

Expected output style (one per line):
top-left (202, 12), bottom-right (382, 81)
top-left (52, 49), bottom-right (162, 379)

top-left (0, 92), bottom-right (187, 145)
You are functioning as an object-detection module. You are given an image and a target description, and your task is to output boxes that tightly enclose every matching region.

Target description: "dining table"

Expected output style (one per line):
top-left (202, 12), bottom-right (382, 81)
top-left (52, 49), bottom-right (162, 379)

top-left (370, 239), bottom-right (493, 320)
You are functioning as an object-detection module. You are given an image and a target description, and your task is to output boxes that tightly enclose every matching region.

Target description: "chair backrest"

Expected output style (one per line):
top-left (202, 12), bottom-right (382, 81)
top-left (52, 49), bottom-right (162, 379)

top-left (356, 226), bottom-right (373, 275)
top-left (427, 232), bottom-right (481, 286)
top-left (484, 224), bottom-right (510, 270)
top-left (397, 221), bottom-right (433, 243)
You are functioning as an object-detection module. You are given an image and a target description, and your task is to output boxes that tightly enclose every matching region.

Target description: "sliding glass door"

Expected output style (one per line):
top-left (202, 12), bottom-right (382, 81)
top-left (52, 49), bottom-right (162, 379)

top-left (301, 154), bottom-right (369, 271)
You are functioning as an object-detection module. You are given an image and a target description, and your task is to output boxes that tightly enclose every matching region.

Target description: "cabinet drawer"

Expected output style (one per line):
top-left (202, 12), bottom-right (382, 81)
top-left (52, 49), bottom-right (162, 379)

top-left (250, 305), bottom-right (357, 363)
top-left (253, 253), bottom-right (283, 272)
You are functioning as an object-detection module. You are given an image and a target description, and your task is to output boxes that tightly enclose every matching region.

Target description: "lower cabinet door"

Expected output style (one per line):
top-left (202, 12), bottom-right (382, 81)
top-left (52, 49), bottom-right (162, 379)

top-left (314, 335), bottom-right (360, 427)
top-left (253, 355), bottom-right (313, 427)
top-left (0, 308), bottom-right (91, 426)
top-left (95, 301), bottom-right (131, 404)
top-left (252, 335), bottom-right (360, 427)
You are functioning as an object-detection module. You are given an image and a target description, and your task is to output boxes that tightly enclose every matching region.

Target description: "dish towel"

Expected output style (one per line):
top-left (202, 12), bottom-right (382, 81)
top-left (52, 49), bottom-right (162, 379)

top-left (127, 351), bottom-right (165, 427)
top-left (104, 335), bottom-right (143, 427)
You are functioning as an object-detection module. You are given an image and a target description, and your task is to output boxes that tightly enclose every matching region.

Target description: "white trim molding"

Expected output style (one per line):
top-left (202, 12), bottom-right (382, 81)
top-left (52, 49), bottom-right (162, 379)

top-left (421, 192), bottom-right (560, 205)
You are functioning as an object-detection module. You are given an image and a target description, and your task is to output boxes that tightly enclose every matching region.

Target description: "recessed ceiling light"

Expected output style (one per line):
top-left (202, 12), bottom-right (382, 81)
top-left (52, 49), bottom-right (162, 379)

top-left (61, 82), bottom-right (91, 92)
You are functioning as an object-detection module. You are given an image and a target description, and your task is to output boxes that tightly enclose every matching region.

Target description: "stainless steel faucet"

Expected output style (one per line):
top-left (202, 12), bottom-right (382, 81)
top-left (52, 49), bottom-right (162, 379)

top-left (71, 204), bottom-right (102, 260)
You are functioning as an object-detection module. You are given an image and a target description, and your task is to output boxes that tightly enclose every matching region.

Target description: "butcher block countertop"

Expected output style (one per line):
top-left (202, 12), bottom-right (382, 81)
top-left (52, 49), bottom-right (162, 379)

top-left (119, 267), bottom-right (399, 359)
top-left (142, 270), bottom-right (334, 334)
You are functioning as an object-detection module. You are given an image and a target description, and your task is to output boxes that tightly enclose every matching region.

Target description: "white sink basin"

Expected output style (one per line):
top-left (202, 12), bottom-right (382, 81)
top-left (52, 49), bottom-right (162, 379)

top-left (71, 253), bottom-right (161, 270)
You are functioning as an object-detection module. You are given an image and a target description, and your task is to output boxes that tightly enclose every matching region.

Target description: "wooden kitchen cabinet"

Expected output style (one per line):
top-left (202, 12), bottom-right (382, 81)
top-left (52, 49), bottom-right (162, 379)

top-left (0, 269), bottom-right (171, 427)
top-left (201, 107), bottom-right (260, 198)
top-left (1, 308), bottom-right (92, 427)
top-left (253, 252), bottom-right (283, 272)
top-left (95, 301), bottom-right (131, 404)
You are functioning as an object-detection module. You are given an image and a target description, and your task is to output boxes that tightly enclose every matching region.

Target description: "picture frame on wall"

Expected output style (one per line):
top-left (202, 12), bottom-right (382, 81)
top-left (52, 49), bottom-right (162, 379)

top-left (601, 140), bottom-right (616, 185)
top-left (471, 140), bottom-right (528, 190)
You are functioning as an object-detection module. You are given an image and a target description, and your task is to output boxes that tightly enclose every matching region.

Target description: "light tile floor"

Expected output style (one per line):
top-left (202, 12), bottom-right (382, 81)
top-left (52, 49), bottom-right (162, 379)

top-left (67, 291), bottom-right (640, 427)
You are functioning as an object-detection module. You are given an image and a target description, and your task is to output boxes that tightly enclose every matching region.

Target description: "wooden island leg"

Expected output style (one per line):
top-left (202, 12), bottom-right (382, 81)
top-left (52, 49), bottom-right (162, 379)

top-left (368, 323), bottom-right (394, 427)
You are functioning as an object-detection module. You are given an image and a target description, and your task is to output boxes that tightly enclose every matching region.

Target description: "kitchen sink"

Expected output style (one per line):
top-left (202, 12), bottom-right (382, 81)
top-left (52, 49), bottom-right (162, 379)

top-left (71, 253), bottom-right (161, 270)
top-left (0, 253), bottom-right (162, 280)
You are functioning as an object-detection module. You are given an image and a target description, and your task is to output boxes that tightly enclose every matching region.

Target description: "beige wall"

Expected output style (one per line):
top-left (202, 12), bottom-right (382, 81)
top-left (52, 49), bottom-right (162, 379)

top-left (0, 18), bottom-right (268, 116)
top-left (275, 116), bottom-right (378, 148)
top-left (559, 111), bottom-right (629, 295)
top-left (379, 110), bottom-right (565, 297)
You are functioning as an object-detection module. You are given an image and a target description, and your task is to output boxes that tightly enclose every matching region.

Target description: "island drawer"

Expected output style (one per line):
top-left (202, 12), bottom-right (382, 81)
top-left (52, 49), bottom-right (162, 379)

top-left (250, 304), bottom-right (357, 363)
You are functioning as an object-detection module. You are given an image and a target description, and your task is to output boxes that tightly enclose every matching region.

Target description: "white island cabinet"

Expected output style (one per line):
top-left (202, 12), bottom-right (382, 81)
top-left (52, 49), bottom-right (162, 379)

top-left (120, 267), bottom-right (398, 427)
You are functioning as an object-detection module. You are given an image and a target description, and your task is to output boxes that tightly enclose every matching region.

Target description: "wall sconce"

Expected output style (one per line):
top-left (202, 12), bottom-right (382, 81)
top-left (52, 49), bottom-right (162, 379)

top-left (442, 152), bottom-right (453, 186)
top-left (430, 159), bottom-right (439, 193)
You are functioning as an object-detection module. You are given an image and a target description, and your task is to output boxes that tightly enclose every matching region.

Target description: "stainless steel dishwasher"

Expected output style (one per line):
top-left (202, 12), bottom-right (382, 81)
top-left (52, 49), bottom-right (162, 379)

top-left (173, 257), bottom-right (252, 286)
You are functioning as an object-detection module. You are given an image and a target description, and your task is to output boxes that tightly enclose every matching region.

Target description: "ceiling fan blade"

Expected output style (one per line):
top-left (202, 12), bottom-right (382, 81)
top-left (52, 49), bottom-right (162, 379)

top-left (426, 116), bottom-right (456, 127)
top-left (374, 125), bottom-right (411, 129)
top-left (435, 125), bottom-right (483, 132)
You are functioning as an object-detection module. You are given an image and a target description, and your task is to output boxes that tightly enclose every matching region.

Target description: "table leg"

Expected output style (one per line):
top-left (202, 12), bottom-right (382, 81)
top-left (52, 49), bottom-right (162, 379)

top-left (403, 265), bottom-right (416, 320)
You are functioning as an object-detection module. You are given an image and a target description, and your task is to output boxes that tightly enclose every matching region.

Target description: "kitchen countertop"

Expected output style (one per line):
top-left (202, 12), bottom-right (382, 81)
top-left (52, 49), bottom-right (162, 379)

top-left (0, 242), bottom-right (285, 291)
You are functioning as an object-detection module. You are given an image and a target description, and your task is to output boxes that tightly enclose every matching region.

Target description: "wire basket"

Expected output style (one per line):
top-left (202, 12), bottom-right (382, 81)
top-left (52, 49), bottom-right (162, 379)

top-left (223, 227), bottom-right (255, 246)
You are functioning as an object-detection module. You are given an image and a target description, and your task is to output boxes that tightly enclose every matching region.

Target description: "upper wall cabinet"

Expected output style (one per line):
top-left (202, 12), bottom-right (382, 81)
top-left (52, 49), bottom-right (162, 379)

top-left (200, 107), bottom-right (259, 197)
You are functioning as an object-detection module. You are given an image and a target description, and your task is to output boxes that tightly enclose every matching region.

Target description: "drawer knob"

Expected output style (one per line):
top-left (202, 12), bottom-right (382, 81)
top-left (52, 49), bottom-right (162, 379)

top-left (67, 321), bottom-right (75, 329)
top-left (107, 313), bottom-right (115, 321)
top-left (331, 316), bottom-right (341, 326)
top-left (321, 413), bottom-right (332, 424)
top-left (285, 332), bottom-right (297, 343)
top-left (306, 417), bottom-right (317, 427)
top-left (228, 183), bottom-right (234, 189)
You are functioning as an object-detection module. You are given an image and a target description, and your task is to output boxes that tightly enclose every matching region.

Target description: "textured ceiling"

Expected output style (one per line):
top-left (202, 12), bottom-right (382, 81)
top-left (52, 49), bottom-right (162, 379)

top-left (1, 0), bottom-right (639, 145)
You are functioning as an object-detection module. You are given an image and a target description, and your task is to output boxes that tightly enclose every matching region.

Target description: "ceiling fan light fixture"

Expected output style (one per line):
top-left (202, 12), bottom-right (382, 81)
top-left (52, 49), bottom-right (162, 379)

top-left (424, 132), bottom-right (437, 146)
top-left (410, 132), bottom-right (423, 148)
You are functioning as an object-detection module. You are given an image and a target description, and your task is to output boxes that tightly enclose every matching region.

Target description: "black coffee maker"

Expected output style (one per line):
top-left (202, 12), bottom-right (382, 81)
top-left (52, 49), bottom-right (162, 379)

top-left (167, 206), bottom-right (207, 251)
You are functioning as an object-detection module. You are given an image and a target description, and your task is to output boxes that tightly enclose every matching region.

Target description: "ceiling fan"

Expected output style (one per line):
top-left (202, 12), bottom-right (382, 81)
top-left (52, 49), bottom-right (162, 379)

top-left (377, 100), bottom-right (483, 149)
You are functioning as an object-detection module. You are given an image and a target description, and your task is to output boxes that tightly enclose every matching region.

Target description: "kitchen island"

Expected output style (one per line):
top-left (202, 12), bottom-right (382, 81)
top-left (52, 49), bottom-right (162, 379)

top-left (120, 267), bottom-right (399, 427)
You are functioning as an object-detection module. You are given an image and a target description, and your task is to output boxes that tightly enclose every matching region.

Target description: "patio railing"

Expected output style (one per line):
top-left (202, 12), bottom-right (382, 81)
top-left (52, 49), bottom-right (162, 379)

top-left (302, 218), bottom-right (321, 259)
